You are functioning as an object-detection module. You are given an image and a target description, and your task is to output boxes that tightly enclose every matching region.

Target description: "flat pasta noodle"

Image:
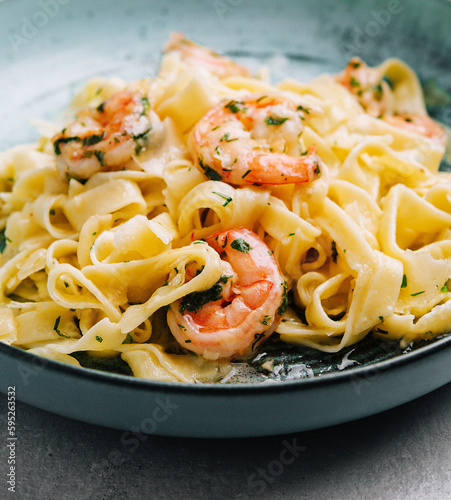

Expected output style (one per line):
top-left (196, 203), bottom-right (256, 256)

top-left (0, 34), bottom-right (449, 382)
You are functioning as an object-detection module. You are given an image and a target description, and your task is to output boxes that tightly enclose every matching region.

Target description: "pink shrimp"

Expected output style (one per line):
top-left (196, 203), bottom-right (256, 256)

top-left (52, 90), bottom-right (163, 179)
top-left (335, 57), bottom-right (393, 117)
top-left (189, 94), bottom-right (322, 186)
top-left (336, 57), bottom-right (446, 145)
top-left (164, 32), bottom-right (251, 79)
top-left (383, 113), bottom-right (447, 146)
top-left (167, 228), bottom-right (287, 360)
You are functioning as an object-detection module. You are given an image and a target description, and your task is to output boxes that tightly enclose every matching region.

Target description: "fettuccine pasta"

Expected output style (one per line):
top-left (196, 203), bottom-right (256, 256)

top-left (0, 34), bottom-right (449, 382)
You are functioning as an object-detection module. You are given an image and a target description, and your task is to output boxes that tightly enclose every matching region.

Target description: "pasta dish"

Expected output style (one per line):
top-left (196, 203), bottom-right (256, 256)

top-left (0, 34), bottom-right (449, 383)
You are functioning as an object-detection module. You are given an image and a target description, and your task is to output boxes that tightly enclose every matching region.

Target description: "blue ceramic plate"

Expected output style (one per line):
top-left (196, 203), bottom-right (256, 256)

top-left (0, 0), bottom-right (450, 437)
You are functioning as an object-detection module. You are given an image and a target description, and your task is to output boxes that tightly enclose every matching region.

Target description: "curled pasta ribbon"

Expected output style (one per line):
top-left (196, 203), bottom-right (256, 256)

top-left (63, 178), bottom-right (147, 231)
top-left (47, 263), bottom-right (122, 322)
top-left (177, 180), bottom-right (270, 240)
top-left (119, 241), bottom-right (223, 334)
top-left (281, 197), bottom-right (403, 352)
top-left (379, 184), bottom-right (451, 319)
top-left (119, 343), bottom-right (230, 383)
top-left (259, 196), bottom-right (320, 279)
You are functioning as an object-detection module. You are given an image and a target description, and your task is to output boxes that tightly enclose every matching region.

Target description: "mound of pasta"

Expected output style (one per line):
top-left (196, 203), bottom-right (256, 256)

top-left (0, 34), bottom-right (450, 383)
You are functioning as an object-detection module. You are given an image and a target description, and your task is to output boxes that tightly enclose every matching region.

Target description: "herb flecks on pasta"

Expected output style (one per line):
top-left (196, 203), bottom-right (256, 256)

top-left (0, 34), bottom-right (449, 382)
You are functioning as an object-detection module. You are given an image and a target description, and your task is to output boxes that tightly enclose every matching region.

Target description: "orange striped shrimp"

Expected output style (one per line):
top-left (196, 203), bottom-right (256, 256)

top-left (384, 113), bottom-right (447, 146)
top-left (336, 57), bottom-right (446, 144)
top-left (189, 94), bottom-right (322, 186)
top-left (167, 228), bottom-right (287, 360)
top-left (52, 90), bottom-right (163, 179)
top-left (164, 32), bottom-right (251, 79)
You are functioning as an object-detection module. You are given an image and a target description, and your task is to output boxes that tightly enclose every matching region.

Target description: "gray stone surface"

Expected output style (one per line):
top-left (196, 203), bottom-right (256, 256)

top-left (0, 383), bottom-right (450, 500)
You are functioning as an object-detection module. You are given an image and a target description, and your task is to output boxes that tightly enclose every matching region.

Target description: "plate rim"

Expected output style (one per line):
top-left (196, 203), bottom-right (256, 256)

top-left (1, 333), bottom-right (450, 395)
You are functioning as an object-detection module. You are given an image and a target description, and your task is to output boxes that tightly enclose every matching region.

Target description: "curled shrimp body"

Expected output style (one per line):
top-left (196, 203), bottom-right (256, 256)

top-left (167, 228), bottom-right (287, 360)
top-left (335, 57), bottom-right (394, 117)
top-left (189, 95), bottom-right (322, 186)
top-left (336, 57), bottom-right (446, 144)
top-left (164, 32), bottom-right (251, 79)
top-left (52, 90), bottom-right (163, 179)
top-left (384, 113), bottom-right (447, 146)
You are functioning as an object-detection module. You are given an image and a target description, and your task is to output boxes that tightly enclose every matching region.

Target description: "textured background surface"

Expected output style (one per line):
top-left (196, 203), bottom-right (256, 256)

top-left (0, 383), bottom-right (450, 499)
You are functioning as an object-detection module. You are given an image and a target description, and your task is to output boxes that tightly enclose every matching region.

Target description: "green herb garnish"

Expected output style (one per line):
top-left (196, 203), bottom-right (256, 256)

top-left (199, 157), bottom-right (222, 181)
top-left (230, 238), bottom-right (252, 253)
top-left (277, 281), bottom-right (289, 316)
top-left (224, 100), bottom-right (243, 113)
top-left (265, 116), bottom-right (289, 126)
top-left (53, 136), bottom-right (82, 155)
top-left (53, 316), bottom-right (70, 338)
top-left (82, 132), bottom-right (105, 147)
top-left (212, 191), bottom-right (233, 206)
top-left (401, 274), bottom-right (408, 288)
top-left (94, 150), bottom-right (105, 166)
top-left (331, 241), bottom-right (338, 263)
top-left (179, 282), bottom-right (224, 314)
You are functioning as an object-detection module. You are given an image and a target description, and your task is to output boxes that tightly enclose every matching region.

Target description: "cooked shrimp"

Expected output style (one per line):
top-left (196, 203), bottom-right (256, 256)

top-left (384, 113), bottom-right (447, 146)
top-left (189, 94), bottom-right (322, 186)
top-left (164, 32), bottom-right (251, 79)
top-left (337, 57), bottom-right (446, 145)
top-left (167, 228), bottom-right (287, 360)
top-left (52, 90), bottom-right (163, 179)
top-left (335, 57), bottom-right (394, 117)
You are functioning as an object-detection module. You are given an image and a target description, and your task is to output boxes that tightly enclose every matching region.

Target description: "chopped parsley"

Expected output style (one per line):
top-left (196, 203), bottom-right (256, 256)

top-left (212, 191), bottom-right (233, 206)
top-left (53, 316), bottom-right (70, 338)
top-left (224, 100), bottom-right (243, 113)
top-left (82, 132), bottom-right (105, 147)
top-left (179, 282), bottom-right (224, 314)
top-left (122, 333), bottom-right (133, 344)
top-left (441, 285), bottom-right (449, 293)
top-left (372, 83), bottom-right (383, 101)
top-left (382, 75), bottom-right (394, 89)
top-left (331, 241), bottom-right (338, 263)
top-left (251, 332), bottom-right (265, 351)
top-left (220, 132), bottom-right (239, 143)
top-left (296, 105), bottom-right (310, 114)
top-left (230, 238), bottom-right (252, 253)
top-left (53, 136), bottom-right (82, 155)
top-left (401, 274), bottom-right (408, 288)
top-left (265, 116), bottom-right (289, 126)
top-left (199, 157), bottom-right (223, 181)
top-left (95, 335), bottom-right (103, 343)
top-left (140, 96), bottom-right (150, 116)
top-left (350, 76), bottom-right (361, 87)
top-left (94, 150), bottom-right (105, 166)
top-left (277, 281), bottom-right (289, 316)
top-left (0, 229), bottom-right (11, 253)
top-left (261, 315), bottom-right (272, 326)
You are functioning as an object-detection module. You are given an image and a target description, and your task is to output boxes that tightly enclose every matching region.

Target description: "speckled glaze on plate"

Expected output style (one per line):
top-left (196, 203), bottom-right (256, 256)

top-left (0, 0), bottom-right (450, 437)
